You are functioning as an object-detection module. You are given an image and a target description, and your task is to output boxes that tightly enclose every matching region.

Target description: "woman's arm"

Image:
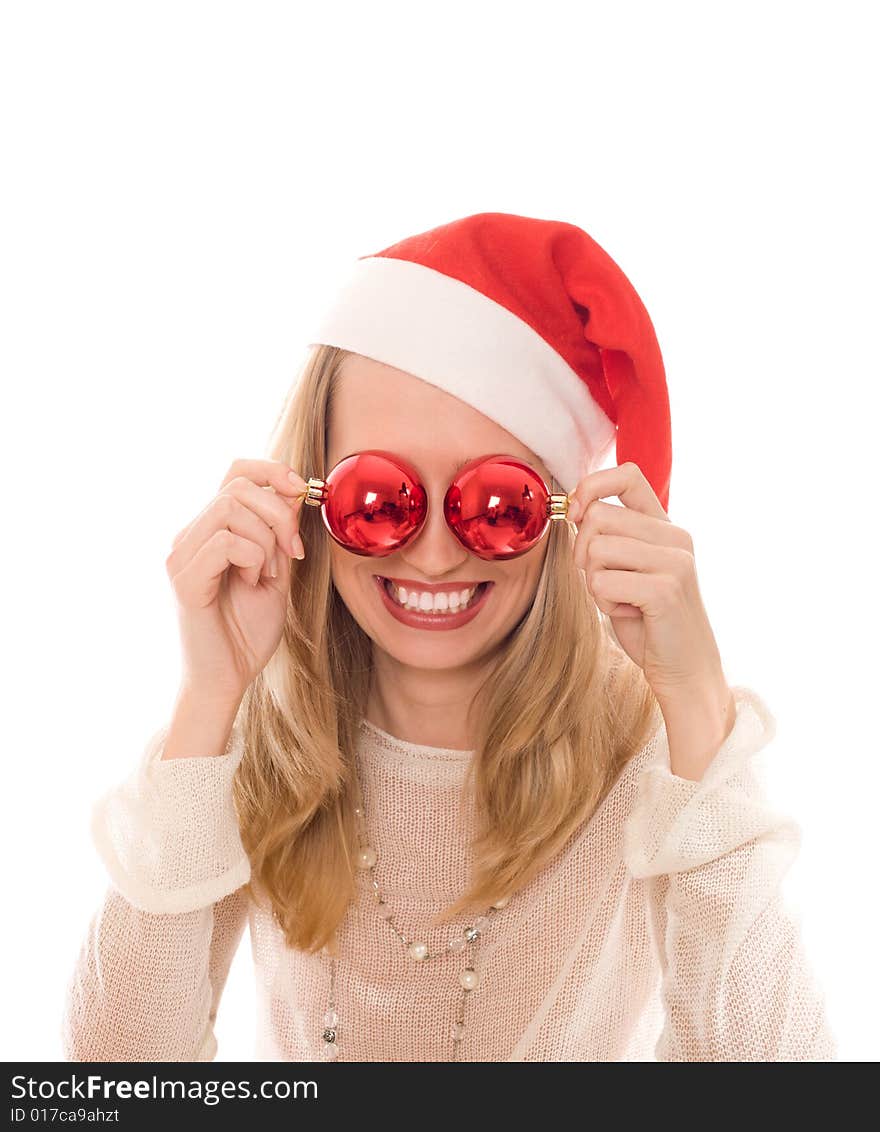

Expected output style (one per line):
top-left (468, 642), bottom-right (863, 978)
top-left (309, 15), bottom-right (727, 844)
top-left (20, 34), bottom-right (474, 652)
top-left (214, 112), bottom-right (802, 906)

top-left (61, 884), bottom-right (248, 1062)
top-left (622, 686), bottom-right (837, 1061)
top-left (61, 718), bottom-right (252, 1061)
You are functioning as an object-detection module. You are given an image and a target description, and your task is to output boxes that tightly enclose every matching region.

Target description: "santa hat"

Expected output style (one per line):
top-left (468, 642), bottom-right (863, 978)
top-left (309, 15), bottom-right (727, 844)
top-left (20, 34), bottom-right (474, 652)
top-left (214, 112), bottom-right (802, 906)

top-left (305, 211), bottom-right (672, 511)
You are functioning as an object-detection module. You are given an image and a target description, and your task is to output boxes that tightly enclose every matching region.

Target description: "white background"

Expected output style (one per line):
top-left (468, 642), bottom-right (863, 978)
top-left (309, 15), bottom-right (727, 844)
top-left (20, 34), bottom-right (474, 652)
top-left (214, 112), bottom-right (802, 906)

top-left (2, 1), bottom-right (877, 1062)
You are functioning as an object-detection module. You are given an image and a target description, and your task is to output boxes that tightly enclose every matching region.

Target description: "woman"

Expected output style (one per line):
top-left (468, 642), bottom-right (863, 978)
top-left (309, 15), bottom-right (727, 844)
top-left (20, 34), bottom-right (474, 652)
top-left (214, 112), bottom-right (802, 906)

top-left (61, 212), bottom-right (836, 1061)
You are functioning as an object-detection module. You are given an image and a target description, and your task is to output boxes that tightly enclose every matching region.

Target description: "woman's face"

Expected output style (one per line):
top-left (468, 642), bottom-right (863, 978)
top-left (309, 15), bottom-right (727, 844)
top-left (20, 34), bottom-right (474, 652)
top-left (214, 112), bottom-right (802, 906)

top-left (325, 354), bottom-right (552, 672)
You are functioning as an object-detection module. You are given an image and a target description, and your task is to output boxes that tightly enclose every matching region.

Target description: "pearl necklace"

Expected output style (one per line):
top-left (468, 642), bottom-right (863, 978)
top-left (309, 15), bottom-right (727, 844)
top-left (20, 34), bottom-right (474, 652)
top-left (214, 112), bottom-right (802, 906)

top-left (317, 744), bottom-right (511, 1063)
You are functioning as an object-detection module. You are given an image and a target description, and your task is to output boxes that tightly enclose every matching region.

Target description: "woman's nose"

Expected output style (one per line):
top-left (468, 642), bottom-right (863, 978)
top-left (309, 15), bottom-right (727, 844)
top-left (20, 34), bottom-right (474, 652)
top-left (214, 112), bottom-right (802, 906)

top-left (400, 490), bottom-right (468, 567)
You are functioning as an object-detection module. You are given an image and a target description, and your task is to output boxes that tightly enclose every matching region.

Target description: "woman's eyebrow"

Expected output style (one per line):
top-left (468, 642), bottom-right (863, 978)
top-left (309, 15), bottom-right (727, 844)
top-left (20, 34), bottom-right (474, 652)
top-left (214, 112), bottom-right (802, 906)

top-left (449, 453), bottom-right (521, 474)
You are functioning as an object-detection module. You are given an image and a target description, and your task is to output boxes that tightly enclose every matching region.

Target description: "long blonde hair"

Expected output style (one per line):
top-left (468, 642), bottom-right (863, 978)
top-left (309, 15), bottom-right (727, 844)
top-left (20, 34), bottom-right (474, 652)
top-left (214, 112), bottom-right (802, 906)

top-left (233, 344), bottom-right (660, 953)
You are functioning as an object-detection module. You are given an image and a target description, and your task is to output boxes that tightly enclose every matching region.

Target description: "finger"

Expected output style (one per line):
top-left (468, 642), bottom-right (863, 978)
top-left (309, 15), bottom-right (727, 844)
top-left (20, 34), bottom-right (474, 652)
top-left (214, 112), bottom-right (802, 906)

top-left (167, 494), bottom-right (279, 584)
top-left (171, 459), bottom-right (310, 564)
top-left (219, 458), bottom-right (310, 501)
top-left (170, 529), bottom-right (267, 607)
top-left (569, 498), bottom-right (689, 550)
top-left (170, 471), bottom-right (308, 578)
top-left (226, 475), bottom-right (308, 559)
top-left (270, 540), bottom-right (292, 589)
top-left (217, 475), bottom-right (305, 559)
top-left (574, 533), bottom-right (691, 578)
top-left (589, 568), bottom-right (658, 614)
top-left (170, 521), bottom-right (191, 550)
top-left (218, 476), bottom-right (307, 560)
top-left (567, 462), bottom-right (669, 525)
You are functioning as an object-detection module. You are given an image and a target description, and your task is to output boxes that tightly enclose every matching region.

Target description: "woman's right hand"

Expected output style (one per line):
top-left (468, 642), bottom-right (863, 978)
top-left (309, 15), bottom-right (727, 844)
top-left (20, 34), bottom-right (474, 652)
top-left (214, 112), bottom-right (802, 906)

top-left (165, 458), bottom-right (311, 704)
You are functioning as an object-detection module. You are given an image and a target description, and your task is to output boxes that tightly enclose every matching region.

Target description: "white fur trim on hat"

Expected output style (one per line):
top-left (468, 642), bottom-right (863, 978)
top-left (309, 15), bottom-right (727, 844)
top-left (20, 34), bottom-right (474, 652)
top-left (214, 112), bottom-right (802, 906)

top-left (306, 256), bottom-right (616, 493)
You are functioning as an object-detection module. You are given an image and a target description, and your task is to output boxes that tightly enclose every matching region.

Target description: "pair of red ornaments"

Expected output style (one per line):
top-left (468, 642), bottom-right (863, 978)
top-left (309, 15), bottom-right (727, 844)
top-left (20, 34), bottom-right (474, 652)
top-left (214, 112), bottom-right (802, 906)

top-left (300, 451), bottom-right (573, 562)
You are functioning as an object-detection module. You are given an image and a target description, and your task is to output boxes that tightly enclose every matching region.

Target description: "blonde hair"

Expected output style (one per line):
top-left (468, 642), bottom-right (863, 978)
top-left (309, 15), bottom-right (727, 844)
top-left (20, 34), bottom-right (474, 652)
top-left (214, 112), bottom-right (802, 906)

top-left (233, 344), bottom-right (660, 954)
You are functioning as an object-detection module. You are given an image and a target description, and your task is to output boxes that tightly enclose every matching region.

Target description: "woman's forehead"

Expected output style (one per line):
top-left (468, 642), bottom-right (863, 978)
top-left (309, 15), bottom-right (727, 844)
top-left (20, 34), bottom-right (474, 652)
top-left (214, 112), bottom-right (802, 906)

top-left (328, 355), bottom-right (550, 480)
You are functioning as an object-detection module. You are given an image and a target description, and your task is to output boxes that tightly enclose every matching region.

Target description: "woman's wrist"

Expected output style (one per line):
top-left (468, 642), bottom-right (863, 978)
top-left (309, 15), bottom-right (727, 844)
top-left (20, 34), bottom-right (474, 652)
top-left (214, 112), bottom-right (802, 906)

top-left (161, 683), bottom-right (244, 760)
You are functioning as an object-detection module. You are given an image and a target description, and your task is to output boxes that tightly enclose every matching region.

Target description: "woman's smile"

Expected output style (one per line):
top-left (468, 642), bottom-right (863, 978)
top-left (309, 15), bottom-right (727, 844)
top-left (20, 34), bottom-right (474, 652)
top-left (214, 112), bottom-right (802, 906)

top-left (373, 574), bottom-right (494, 631)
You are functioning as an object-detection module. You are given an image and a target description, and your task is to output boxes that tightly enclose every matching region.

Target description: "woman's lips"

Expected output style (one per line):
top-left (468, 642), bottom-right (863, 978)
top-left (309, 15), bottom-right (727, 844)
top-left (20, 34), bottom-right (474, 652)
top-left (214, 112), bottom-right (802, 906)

top-left (374, 575), bottom-right (493, 631)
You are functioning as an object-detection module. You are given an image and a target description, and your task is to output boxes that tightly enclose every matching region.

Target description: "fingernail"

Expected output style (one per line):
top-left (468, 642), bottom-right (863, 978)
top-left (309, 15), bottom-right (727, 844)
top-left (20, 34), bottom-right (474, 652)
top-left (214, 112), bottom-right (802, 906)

top-left (291, 532), bottom-right (305, 560)
top-left (270, 552), bottom-right (278, 578)
top-left (289, 470), bottom-right (304, 486)
top-left (568, 499), bottom-right (583, 522)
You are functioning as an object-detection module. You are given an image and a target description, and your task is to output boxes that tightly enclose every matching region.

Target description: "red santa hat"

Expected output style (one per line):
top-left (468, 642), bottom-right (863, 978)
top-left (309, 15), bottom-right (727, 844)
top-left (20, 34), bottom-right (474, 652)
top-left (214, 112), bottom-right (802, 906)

top-left (305, 211), bottom-right (672, 511)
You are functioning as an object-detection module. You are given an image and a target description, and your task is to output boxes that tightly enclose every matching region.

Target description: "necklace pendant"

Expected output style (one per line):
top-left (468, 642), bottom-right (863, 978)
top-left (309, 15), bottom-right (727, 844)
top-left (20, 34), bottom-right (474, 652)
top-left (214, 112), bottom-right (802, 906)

top-left (458, 967), bottom-right (480, 991)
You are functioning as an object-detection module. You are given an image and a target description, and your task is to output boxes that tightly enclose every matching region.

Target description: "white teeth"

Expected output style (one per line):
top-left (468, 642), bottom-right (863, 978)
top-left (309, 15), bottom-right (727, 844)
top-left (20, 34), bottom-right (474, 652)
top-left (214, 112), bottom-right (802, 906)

top-left (384, 579), bottom-right (482, 613)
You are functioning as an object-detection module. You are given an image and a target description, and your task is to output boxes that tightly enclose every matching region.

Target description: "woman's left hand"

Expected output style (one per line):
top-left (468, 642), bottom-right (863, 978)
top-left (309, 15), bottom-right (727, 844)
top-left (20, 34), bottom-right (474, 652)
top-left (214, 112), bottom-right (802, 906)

top-left (566, 462), bottom-right (728, 709)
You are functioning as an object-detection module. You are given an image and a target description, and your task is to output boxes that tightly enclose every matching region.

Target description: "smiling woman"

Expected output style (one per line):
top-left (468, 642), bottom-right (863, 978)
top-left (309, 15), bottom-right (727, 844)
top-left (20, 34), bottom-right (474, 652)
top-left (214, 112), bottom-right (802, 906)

top-left (319, 353), bottom-right (566, 723)
top-left (61, 212), bottom-right (836, 1063)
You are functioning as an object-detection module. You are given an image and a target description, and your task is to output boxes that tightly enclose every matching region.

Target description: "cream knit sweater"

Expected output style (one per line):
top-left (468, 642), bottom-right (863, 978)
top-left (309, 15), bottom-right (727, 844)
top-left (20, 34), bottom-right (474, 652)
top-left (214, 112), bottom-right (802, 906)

top-left (61, 685), bottom-right (837, 1062)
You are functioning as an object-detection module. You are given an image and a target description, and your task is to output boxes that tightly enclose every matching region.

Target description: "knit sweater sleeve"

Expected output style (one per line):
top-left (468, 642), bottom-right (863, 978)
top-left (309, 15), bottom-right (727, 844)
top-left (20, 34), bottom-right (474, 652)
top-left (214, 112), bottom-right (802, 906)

top-left (621, 685), bottom-right (837, 1062)
top-left (61, 723), bottom-right (251, 1062)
